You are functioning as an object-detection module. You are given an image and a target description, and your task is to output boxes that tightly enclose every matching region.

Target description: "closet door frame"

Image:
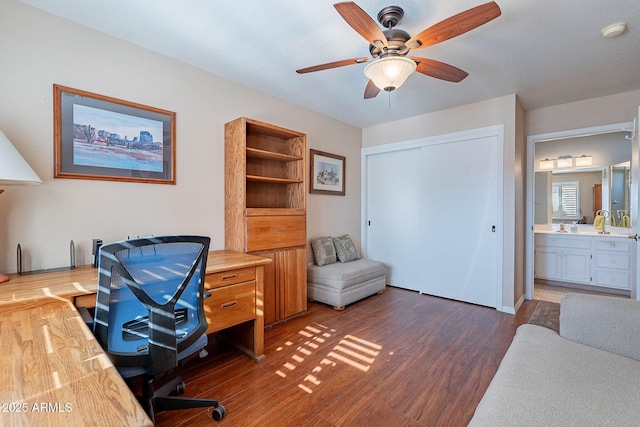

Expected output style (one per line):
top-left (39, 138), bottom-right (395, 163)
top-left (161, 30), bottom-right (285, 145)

top-left (361, 125), bottom-right (505, 310)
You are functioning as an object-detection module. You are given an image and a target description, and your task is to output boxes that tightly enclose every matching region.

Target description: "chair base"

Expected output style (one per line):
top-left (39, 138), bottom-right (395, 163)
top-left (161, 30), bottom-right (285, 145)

top-left (140, 374), bottom-right (225, 423)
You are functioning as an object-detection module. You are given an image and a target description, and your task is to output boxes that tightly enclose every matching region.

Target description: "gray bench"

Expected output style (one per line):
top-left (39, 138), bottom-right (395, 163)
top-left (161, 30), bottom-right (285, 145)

top-left (307, 235), bottom-right (386, 310)
top-left (307, 258), bottom-right (386, 310)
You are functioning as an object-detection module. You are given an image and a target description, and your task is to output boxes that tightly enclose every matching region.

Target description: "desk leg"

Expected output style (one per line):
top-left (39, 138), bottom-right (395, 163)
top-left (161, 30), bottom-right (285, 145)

top-left (253, 265), bottom-right (265, 361)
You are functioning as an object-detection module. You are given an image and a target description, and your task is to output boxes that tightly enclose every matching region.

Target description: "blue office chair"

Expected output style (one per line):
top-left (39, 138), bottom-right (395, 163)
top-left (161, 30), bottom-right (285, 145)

top-left (93, 235), bottom-right (225, 423)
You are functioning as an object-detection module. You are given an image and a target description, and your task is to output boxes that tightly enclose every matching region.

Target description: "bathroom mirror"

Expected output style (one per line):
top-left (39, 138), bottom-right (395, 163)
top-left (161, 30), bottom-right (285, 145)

top-left (534, 131), bottom-right (632, 227)
top-left (610, 161), bottom-right (630, 226)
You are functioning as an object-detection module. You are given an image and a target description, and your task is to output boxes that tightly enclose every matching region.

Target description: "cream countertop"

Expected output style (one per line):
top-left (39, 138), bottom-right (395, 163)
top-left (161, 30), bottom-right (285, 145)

top-left (534, 224), bottom-right (634, 238)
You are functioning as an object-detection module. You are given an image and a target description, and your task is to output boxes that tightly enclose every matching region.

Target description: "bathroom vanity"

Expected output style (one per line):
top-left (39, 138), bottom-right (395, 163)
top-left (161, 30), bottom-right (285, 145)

top-left (534, 228), bottom-right (635, 291)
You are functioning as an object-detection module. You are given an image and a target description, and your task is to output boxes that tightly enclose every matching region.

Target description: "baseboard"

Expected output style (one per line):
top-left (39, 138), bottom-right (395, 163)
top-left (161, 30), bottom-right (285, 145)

top-left (497, 293), bottom-right (524, 315)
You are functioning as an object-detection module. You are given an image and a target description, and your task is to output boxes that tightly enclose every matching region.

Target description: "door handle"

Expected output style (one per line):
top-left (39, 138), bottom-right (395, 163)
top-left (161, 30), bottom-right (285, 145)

top-left (492, 225), bottom-right (496, 232)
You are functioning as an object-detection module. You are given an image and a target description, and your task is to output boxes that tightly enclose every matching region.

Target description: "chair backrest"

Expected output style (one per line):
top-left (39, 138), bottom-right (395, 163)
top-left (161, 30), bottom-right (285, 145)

top-left (94, 235), bottom-right (210, 375)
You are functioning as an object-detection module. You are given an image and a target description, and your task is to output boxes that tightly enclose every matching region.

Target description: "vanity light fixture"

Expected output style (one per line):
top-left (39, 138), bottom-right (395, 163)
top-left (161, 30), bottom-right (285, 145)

top-left (556, 156), bottom-right (573, 168)
top-left (539, 159), bottom-right (555, 170)
top-left (539, 154), bottom-right (593, 170)
top-left (574, 155), bottom-right (593, 167)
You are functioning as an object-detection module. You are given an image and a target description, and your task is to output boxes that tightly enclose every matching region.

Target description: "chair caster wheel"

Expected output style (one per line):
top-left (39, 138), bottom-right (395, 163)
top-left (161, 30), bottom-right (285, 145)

top-left (175, 382), bottom-right (185, 395)
top-left (212, 404), bottom-right (226, 421)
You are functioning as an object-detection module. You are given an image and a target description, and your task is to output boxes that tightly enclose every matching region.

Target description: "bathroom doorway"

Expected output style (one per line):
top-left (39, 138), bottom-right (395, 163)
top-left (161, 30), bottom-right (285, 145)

top-left (525, 121), bottom-right (636, 302)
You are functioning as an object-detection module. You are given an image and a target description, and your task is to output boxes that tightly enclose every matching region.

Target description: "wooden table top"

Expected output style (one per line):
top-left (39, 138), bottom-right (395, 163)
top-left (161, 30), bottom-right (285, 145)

top-left (0, 300), bottom-right (152, 426)
top-left (0, 250), bottom-right (271, 309)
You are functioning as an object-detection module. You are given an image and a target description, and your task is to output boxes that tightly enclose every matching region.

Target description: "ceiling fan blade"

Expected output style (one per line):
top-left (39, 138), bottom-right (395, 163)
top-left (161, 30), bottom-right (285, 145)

top-left (364, 79), bottom-right (380, 99)
top-left (296, 57), bottom-right (369, 74)
top-left (411, 57), bottom-right (469, 82)
top-left (334, 2), bottom-right (388, 48)
top-left (406, 1), bottom-right (501, 50)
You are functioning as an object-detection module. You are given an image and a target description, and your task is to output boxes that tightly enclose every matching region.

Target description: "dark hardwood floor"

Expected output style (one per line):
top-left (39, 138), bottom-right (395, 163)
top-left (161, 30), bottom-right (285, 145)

top-left (152, 286), bottom-right (537, 427)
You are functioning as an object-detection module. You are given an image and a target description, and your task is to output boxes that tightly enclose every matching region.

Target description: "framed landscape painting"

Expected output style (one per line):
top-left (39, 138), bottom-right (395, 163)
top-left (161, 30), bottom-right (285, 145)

top-left (310, 149), bottom-right (345, 195)
top-left (54, 85), bottom-right (176, 184)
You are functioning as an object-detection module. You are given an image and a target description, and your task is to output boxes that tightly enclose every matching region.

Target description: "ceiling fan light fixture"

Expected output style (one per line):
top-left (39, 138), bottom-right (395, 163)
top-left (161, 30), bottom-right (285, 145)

top-left (364, 56), bottom-right (417, 91)
top-left (601, 22), bottom-right (627, 38)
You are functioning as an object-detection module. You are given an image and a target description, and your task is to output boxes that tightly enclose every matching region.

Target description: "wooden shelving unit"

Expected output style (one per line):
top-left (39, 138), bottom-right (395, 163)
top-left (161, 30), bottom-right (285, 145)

top-left (224, 117), bottom-right (307, 326)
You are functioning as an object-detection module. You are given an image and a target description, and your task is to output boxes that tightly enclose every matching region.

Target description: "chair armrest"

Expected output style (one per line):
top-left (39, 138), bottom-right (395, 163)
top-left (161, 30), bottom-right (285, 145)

top-left (560, 293), bottom-right (640, 361)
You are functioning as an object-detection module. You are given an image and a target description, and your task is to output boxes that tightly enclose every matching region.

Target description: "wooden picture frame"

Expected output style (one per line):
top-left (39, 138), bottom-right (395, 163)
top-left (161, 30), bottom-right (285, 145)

top-left (54, 85), bottom-right (176, 184)
top-left (310, 149), bottom-right (345, 195)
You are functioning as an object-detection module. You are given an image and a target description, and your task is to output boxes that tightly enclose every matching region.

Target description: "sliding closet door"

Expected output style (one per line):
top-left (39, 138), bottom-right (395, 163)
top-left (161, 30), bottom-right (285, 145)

top-left (365, 147), bottom-right (422, 291)
top-left (420, 136), bottom-right (499, 307)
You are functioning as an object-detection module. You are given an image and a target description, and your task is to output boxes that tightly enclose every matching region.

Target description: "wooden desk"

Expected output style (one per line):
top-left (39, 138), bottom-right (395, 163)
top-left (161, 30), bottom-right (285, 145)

top-left (0, 266), bottom-right (98, 309)
top-left (0, 301), bottom-right (152, 426)
top-left (0, 250), bottom-right (271, 425)
top-left (1, 251), bottom-right (271, 360)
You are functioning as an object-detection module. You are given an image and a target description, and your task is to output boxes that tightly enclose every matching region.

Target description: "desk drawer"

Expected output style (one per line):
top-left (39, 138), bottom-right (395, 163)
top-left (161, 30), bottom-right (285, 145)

top-left (206, 267), bottom-right (255, 289)
top-left (74, 293), bottom-right (97, 309)
top-left (204, 281), bottom-right (256, 334)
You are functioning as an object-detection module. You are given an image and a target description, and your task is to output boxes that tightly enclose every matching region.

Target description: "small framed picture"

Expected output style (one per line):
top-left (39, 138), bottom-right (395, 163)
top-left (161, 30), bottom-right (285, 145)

top-left (53, 85), bottom-right (176, 184)
top-left (310, 149), bottom-right (345, 195)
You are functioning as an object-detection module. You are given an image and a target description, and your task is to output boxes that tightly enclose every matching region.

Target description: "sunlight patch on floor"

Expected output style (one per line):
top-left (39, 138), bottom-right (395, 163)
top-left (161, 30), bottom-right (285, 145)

top-left (273, 322), bottom-right (383, 394)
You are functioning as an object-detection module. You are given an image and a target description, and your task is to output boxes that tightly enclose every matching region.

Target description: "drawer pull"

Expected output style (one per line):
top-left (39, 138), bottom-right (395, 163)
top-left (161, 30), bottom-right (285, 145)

top-left (203, 291), bottom-right (212, 299)
top-left (221, 274), bottom-right (238, 281)
top-left (221, 301), bottom-right (238, 309)
top-left (611, 259), bottom-right (616, 263)
top-left (610, 243), bottom-right (616, 248)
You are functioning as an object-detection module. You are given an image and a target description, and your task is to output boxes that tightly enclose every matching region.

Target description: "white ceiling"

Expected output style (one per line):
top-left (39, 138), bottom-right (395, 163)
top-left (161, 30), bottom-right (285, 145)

top-left (19, 0), bottom-right (640, 128)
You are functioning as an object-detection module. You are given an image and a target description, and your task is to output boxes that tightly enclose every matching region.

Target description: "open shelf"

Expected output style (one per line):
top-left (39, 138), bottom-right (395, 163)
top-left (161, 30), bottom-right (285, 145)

top-left (245, 208), bottom-right (306, 216)
top-left (246, 175), bottom-right (303, 184)
top-left (246, 147), bottom-right (302, 162)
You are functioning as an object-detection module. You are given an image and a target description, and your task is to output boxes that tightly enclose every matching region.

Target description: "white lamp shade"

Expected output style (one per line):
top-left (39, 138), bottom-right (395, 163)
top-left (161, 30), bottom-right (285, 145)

top-left (364, 56), bottom-right (417, 91)
top-left (0, 130), bottom-right (43, 185)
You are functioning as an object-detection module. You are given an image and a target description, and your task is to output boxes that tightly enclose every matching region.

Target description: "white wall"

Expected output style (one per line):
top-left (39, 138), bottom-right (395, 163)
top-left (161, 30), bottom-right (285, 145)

top-left (526, 90), bottom-right (640, 135)
top-left (0, 0), bottom-right (362, 273)
top-left (362, 94), bottom-right (518, 148)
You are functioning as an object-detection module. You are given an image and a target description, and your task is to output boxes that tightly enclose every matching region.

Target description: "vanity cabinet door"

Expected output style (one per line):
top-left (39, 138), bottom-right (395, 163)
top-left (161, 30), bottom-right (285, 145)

top-left (561, 249), bottom-right (591, 284)
top-left (534, 247), bottom-right (562, 281)
top-left (534, 234), bottom-right (592, 284)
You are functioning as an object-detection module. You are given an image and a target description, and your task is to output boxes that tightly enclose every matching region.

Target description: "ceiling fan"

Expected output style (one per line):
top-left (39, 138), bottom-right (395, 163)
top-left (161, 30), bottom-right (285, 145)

top-left (296, 1), bottom-right (502, 99)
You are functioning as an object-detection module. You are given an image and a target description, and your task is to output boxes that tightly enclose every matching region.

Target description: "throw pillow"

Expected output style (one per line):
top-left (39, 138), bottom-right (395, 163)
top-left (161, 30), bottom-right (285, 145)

top-left (310, 236), bottom-right (337, 266)
top-left (332, 234), bottom-right (360, 263)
